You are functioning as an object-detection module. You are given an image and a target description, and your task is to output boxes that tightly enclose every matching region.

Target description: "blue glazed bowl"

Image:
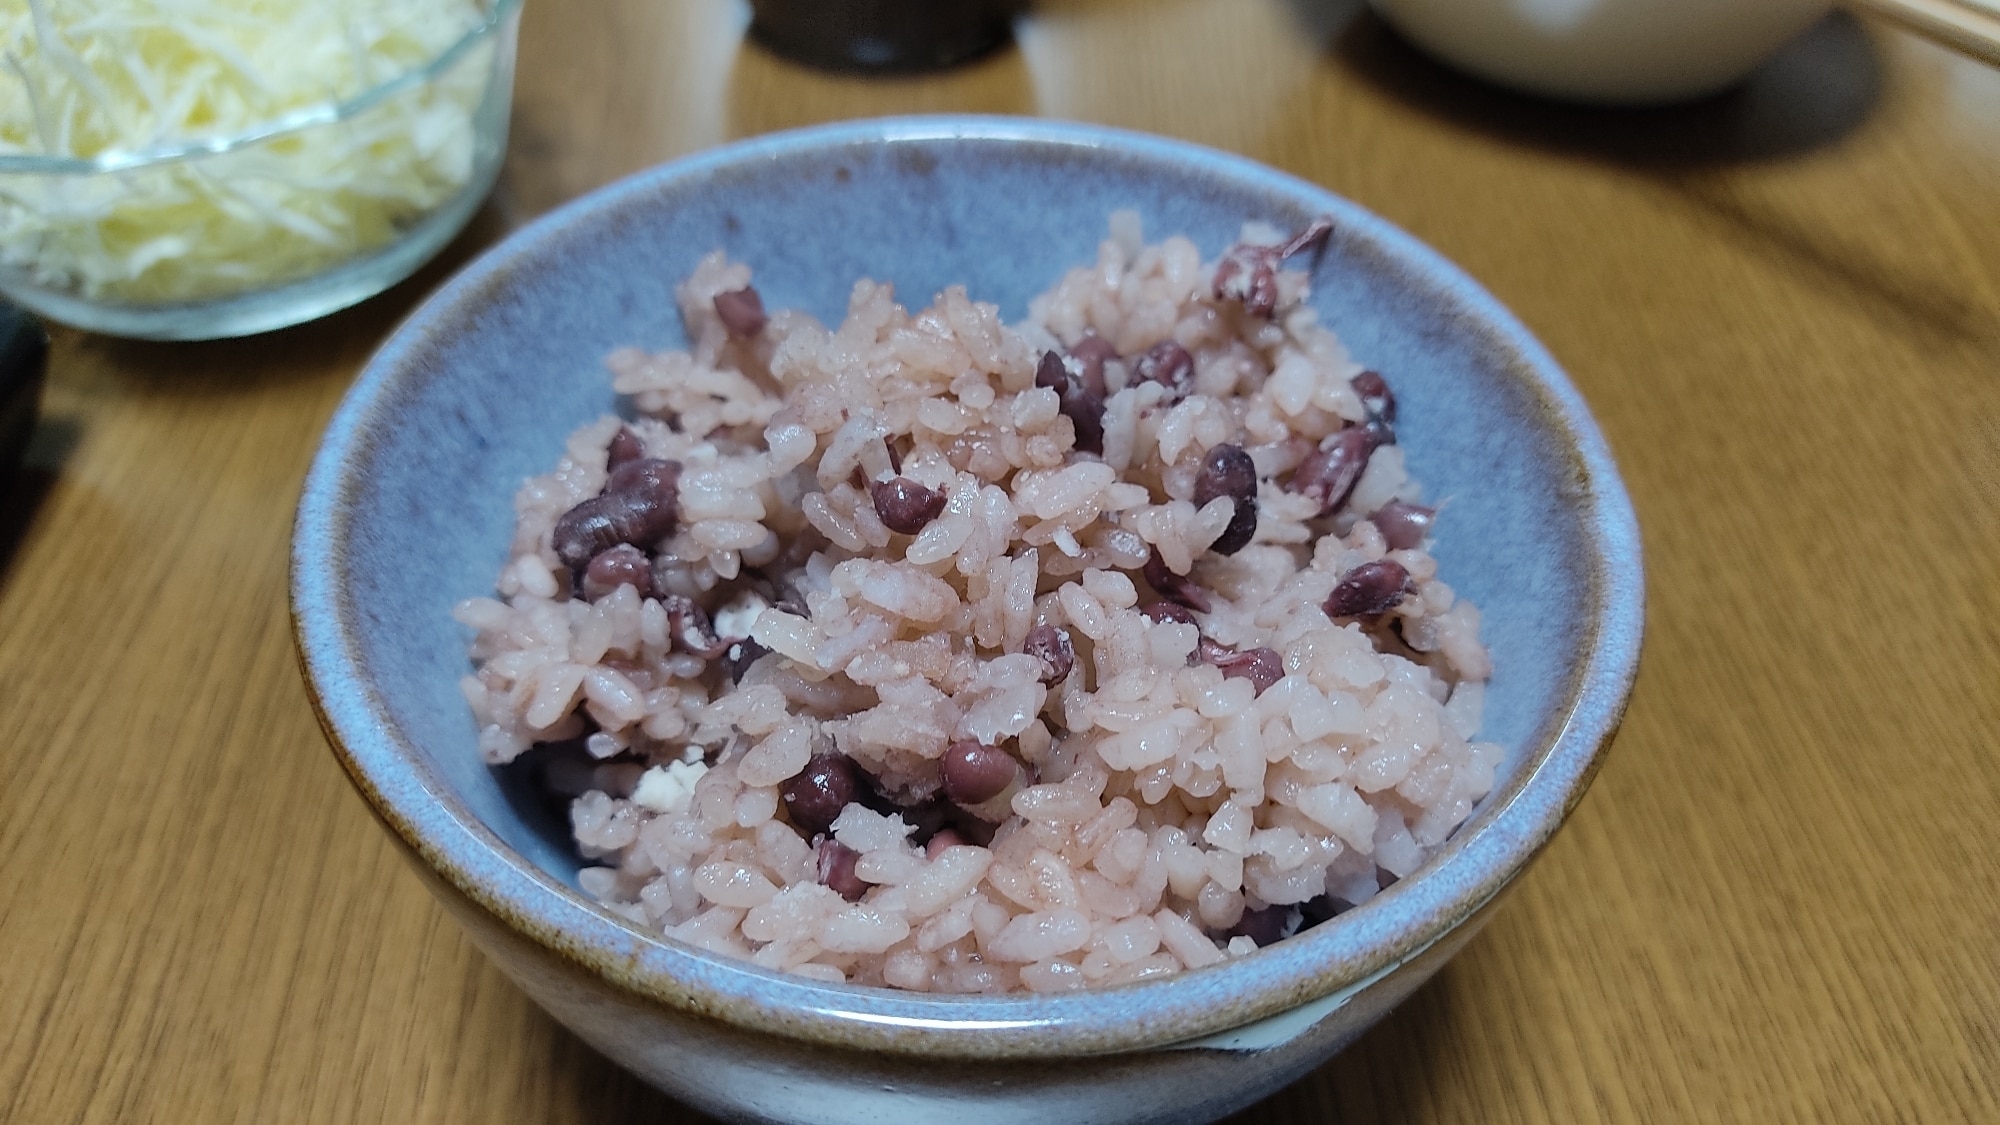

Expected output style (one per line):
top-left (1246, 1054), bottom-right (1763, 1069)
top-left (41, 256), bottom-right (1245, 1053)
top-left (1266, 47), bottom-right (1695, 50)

top-left (293, 116), bottom-right (1643, 1125)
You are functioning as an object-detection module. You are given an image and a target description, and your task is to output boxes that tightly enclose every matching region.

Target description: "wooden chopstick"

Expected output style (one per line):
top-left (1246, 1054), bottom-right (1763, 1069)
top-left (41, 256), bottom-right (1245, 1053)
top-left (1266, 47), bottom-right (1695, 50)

top-left (1846, 0), bottom-right (2000, 67)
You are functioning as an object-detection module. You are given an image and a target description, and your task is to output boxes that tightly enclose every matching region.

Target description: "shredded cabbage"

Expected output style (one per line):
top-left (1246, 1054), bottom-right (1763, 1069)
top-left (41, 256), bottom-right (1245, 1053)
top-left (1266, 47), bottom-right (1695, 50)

top-left (0, 0), bottom-right (497, 304)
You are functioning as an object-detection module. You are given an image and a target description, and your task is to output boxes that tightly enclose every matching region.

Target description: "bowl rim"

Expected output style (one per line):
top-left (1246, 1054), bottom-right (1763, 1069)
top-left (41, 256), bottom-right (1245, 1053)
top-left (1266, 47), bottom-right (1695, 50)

top-left (291, 114), bottom-right (1644, 1060)
top-left (0, 0), bottom-right (523, 177)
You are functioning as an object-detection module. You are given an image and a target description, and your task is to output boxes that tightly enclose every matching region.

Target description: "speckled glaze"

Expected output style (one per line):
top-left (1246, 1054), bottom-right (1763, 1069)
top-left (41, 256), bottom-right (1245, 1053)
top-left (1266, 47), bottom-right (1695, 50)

top-left (292, 117), bottom-right (1643, 1125)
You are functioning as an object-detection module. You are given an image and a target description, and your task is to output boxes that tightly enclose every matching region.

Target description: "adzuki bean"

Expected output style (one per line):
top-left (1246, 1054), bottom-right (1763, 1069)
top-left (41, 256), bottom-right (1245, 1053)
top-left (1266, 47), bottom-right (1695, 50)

top-left (552, 458), bottom-right (683, 571)
top-left (1211, 216), bottom-right (1335, 318)
top-left (1351, 369), bottom-right (1395, 424)
top-left (1286, 427), bottom-right (1377, 517)
top-left (713, 286), bottom-right (768, 338)
top-left (1210, 499), bottom-right (1258, 556)
top-left (1131, 340), bottom-right (1194, 400)
top-left (1195, 442), bottom-right (1261, 557)
top-left (1193, 444), bottom-right (1258, 506)
top-left (1372, 501), bottom-right (1435, 550)
top-left (1142, 548), bottom-right (1212, 613)
top-left (580, 543), bottom-right (652, 601)
top-left (1022, 623), bottom-right (1075, 685)
top-left (606, 426), bottom-right (645, 470)
top-left (660, 594), bottom-right (730, 659)
top-left (870, 477), bottom-right (948, 534)
top-left (816, 839), bottom-right (868, 900)
top-left (1323, 559), bottom-right (1415, 620)
top-left (941, 740), bottom-right (1018, 807)
top-left (726, 637), bottom-right (771, 684)
top-left (1067, 334), bottom-right (1118, 398)
top-left (782, 752), bottom-right (863, 837)
top-left (1209, 646), bottom-right (1284, 695)
top-left (924, 828), bottom-right (968, 858)
top-left (1036, 349), bottom-right (1106, 454)
top-left (1033, 348), bottom-right (1067, 393)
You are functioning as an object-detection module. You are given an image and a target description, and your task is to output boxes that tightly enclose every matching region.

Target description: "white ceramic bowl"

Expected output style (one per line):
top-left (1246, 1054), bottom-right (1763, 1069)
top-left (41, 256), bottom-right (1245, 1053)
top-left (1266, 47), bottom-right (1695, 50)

top-left (1368, 0), bottom-right (1832, 104)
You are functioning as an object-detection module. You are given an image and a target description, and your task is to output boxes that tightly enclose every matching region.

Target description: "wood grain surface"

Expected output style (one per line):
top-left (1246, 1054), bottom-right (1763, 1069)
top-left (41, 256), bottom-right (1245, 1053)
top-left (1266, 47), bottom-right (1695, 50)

top-left (3, 2), bottom-right (1996, 1122)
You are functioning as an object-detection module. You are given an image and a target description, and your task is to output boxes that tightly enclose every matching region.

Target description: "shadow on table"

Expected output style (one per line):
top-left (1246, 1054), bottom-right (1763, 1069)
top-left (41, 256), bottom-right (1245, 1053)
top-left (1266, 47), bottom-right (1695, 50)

top-left (538, 1027), bottom-right (725, 1124)
top-left (0, 413), bottom-right (80, 583)
top-left (69, 196), bottom-right (519, 400)
top-left (1319, 6), bottom-right (1882, 168)
top-left (1300, 6), bottom-right (1991, 342)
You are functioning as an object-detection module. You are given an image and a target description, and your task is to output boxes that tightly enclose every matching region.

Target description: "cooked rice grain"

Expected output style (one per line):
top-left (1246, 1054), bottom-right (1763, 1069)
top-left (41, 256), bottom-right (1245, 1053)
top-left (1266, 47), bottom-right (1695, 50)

top-left (457, 215), bottom-right (1502, 993)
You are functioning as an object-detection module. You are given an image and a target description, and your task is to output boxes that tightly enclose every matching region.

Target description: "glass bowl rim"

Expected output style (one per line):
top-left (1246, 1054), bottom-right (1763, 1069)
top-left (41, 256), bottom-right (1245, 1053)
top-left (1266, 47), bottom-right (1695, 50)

top-left (0, 0), bottom-right (523, 178)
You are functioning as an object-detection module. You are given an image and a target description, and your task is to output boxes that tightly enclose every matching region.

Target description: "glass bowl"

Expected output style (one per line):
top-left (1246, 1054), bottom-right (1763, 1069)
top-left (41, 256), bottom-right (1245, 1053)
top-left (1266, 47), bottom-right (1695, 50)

top-left (0, 0), bottom-right (522, 340)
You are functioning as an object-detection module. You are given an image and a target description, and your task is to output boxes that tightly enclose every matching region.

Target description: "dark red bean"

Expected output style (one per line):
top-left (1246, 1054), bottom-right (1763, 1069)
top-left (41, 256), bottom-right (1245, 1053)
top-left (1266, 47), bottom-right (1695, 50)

top-left (660, 594), bottom-right (730, 659)
top-left (1139, 600), bottom-right (1197, 627)
top-left (1210, 498), bottom-right (1258, 556)
top-left (1276, 216), bottom-right (1335, 260)
top-left (1132, 340), bottom-right (1194, 400)
top-left (581, 544), bottom-right (653, 601)
top-left (1034, 348), bottom-right (1069, 393)
top-left (1212, 217), bottom-right (1333, 318)
top-left (1194, 445), bottom-right (1260, 556)
top-left (782, 752), bottom-right (863, 837)
top-left (1193, 444), bottom-right (1258, 506)
top-left (1141, 548), bottom-right (1212, 613)
top-left (870, 477), bottom-right (948, 534)
top-left (1211, 646), bottom-right (1285, 695)
top-left (555, 459), bottom-right (684, 571)
top-left (941, 740), bottom-right (1017, 807)
top-left (1068, 334), bottom-right (1118, 398)
top-left (606, 426), bottom-right (645, 470)
top-left (1212, 248), bottom-right (1279, 319)
top-left (726, 637), bottom-right (771, 684)
top-left (1324, 560), bottom-right (1415, 620)
top-left (1066, 387), bottom-right (1107, 455)
top-left (606, 457), bottom-right (681, 502)
top-left (817, 839), bottom-right (868, 901)
top-left (1226, 903), bottom-right (1295, 947)
top-left (553, 496), bottom-right (661, 572)
top-left (888, 794), bottom-right (952, 841)
top-left (713, 286), bottom-right (767, 338)
top-left (1022, 624), bottom-right (1075, 685)
top-left (771, 588), bottom-right (811, 619)
top-left (1372, 501), bottom-right (1435, 550)
top-left (1287, 427), bottom-right (1378, 518)
top-left (1037, 349), bottom-right (1106, 455)
top-left (924, 828), bottom-right (967, 858)
top-left (1351, 370), bottom-right (1395, 424)
top-left (552, 497), bottom-right (630, 572)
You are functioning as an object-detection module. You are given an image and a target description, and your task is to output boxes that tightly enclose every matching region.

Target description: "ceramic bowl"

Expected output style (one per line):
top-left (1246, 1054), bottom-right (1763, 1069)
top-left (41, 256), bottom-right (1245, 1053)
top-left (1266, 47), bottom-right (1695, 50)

top-left (292, 116), bottom-right (1643, 1125)
top-left (1366, 0), bottom-right (1831, 105)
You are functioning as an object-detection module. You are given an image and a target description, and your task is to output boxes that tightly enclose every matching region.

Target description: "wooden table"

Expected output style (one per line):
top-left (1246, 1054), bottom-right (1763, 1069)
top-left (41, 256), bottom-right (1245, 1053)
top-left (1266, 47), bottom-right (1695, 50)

top-left (4, 2), bottom-right (1996, 1121)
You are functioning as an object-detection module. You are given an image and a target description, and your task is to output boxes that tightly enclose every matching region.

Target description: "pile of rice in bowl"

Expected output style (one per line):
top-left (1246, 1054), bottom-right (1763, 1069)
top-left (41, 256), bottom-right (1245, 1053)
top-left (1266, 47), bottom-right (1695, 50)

top-left (454, 213), bottom-right (1502, 993)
